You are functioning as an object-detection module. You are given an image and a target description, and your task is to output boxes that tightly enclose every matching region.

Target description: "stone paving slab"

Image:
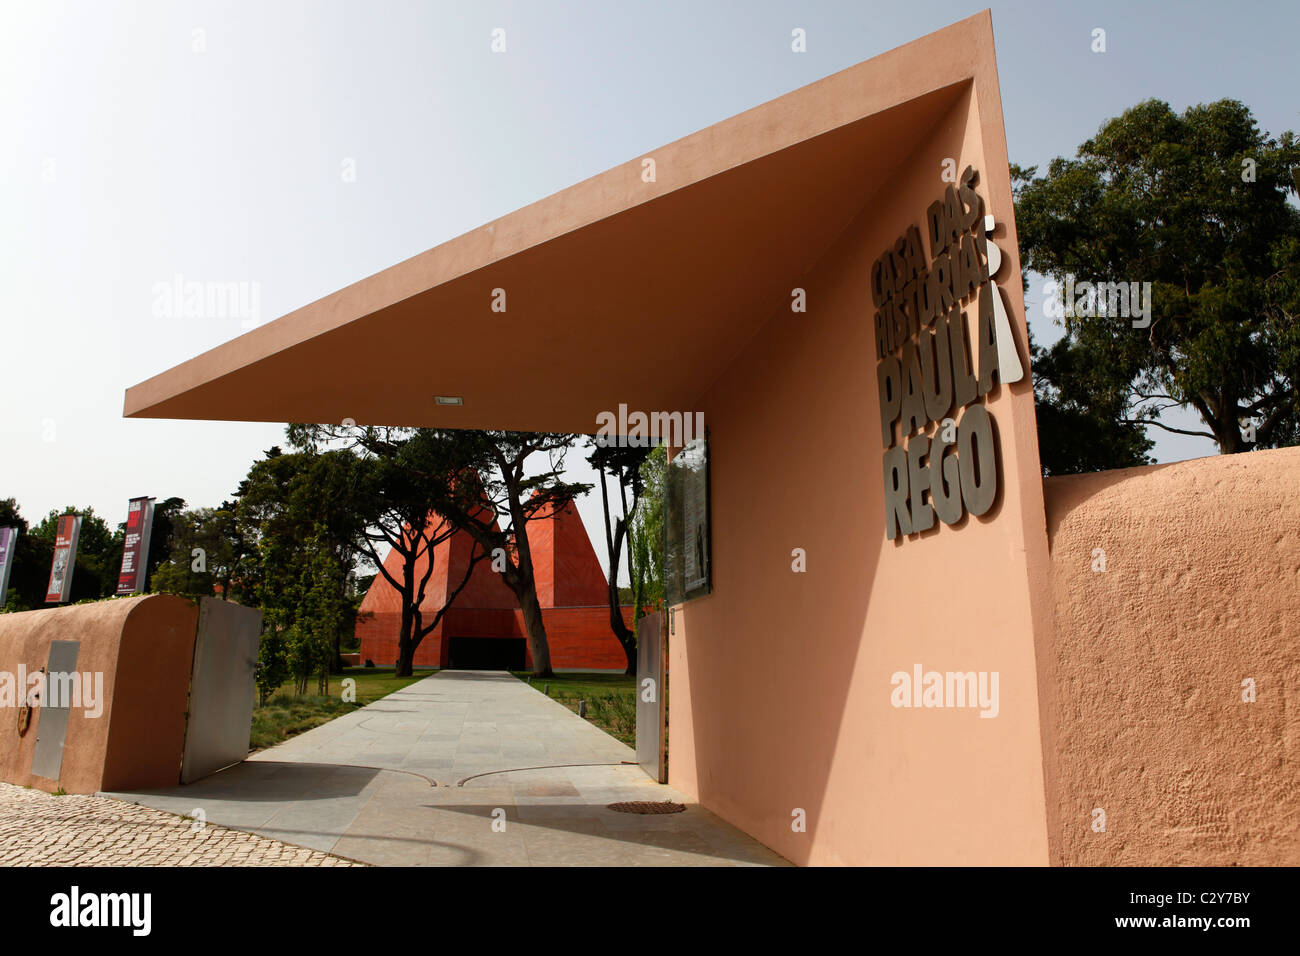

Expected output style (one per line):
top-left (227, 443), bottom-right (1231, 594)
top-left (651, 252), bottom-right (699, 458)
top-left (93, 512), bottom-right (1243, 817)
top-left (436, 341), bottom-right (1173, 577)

top-left (106, 670), bottom-right (790, 867)
top-left (0, 783), bottom-right (363, 866)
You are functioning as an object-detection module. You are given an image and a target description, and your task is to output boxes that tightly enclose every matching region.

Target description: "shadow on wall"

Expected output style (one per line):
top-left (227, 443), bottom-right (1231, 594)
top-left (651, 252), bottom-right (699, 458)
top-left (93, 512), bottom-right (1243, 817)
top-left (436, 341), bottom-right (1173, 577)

top-left (669, 93), bottom-right (944, 867)
top-left (1041, 445), bottom-right (1300, 865)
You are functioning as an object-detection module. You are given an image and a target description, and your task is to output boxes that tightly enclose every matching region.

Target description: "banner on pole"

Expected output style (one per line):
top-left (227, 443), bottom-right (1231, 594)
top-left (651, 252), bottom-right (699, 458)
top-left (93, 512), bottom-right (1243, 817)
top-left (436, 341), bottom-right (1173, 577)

top-left (116, 497), bottom-right (156, 596)
top-left (45, 515), bottom-right (82, 604)
top-left (0, 526), bottom-right (18, 607)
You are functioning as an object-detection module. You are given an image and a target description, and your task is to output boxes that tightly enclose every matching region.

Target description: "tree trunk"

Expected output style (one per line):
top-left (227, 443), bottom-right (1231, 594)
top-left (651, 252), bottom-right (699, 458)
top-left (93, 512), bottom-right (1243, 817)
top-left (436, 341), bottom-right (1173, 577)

top-left (517, 582), bottom-right (553, 677)
top-left (1213, 415), bottom-right (1245, 453)
top-left (396, 603), bottom-right (415, 677)
top-left (609, 579), bottom-right (636, 675)
top-left (1198, 392), bottom-right (1244, 454)
top-left (396, 638), bottom-right (415, 677)
top-left (497, 475), bottom-right (554, 678)
top-left (1218, 431), bottom-right (1245, 453)
top-left (598, 466), bottom-right (637, 674)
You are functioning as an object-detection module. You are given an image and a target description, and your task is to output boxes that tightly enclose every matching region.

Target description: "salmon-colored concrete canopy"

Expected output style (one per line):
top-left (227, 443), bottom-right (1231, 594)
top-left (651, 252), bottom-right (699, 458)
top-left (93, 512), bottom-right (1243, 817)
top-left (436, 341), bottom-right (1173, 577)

top-left (126, 15), bottom-right (991, 434)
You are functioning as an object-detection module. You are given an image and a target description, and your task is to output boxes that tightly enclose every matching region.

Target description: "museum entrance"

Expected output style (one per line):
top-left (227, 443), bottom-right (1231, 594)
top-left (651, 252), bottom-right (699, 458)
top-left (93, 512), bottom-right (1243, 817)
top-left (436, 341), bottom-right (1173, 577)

top-left (446, 636), bottom-right (526, 671)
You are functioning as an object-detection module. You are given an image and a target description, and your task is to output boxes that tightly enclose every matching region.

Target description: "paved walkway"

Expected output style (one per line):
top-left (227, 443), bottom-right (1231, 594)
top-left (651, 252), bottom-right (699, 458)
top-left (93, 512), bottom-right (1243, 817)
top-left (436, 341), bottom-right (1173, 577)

top-left (0, 783), bottom-right (361, 866)
top-left (107, 671), bottom-right (787, 866)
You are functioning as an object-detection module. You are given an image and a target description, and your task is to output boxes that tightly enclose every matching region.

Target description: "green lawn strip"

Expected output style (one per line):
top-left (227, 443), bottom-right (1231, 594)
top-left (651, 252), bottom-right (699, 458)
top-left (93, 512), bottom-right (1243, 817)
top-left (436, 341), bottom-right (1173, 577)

top-left (249, 667), bottom-right (431, 751)
top-left (510, 670), bottom-right (637, 746)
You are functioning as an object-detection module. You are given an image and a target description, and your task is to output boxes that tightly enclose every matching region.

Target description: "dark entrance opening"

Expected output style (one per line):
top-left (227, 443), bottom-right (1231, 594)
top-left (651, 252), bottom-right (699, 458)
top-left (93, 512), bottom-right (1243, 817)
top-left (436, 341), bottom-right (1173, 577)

top-left (447, 637), bottom-right (526, 671)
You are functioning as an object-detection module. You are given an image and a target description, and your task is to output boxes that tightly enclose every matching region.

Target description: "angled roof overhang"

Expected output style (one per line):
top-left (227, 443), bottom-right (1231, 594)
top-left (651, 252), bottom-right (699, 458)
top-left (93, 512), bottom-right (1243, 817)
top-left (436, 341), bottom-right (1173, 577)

top-left (124, 12), bottom-right (1002, 434)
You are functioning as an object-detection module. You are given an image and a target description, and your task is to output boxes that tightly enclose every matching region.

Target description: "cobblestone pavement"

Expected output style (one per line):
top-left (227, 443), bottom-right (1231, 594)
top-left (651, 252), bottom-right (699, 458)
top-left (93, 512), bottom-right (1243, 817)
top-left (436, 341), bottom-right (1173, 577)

top-left (0, 783), bottom-right (365, 866)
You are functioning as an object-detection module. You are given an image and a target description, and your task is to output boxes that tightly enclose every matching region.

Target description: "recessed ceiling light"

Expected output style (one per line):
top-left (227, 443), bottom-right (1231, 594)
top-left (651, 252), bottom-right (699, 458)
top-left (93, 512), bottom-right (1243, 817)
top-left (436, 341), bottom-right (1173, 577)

top-left (435, 395), bottom-right (463, 406)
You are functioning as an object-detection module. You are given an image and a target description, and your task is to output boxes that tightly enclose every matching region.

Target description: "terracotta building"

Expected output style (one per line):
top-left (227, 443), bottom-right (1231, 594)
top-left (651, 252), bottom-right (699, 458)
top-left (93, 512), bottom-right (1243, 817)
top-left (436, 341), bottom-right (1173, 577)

top-left (356, 498), bottom-right (632, 672)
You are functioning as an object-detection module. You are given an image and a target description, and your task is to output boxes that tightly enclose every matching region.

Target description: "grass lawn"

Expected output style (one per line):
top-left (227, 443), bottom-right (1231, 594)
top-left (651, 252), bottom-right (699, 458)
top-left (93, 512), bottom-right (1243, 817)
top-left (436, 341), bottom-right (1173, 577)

top-left (511, 671), bottom-right (637, 746)
top-left (249, 667), bottom-right (431, 751)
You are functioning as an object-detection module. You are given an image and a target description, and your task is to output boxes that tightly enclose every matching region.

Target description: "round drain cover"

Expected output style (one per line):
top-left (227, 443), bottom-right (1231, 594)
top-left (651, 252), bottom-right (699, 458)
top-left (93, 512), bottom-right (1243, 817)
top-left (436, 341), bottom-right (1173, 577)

top-left (606, 800), bottom-right (686, 814)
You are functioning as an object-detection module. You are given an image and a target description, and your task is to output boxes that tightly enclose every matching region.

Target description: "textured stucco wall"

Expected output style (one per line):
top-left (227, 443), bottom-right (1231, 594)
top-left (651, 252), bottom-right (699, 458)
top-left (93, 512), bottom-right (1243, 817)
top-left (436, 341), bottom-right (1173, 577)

top-left (0, 594), bottom-right (197, 793)
top-left (1041, 448), bottom-right (1300, 865)
top-left (0, 598), bottom-right (134, 793)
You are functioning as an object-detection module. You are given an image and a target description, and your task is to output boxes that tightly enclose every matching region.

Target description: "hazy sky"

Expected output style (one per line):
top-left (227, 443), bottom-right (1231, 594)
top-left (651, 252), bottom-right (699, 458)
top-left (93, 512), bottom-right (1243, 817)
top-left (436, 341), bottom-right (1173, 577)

top-left (2, 0), bottom-right (1296, 580)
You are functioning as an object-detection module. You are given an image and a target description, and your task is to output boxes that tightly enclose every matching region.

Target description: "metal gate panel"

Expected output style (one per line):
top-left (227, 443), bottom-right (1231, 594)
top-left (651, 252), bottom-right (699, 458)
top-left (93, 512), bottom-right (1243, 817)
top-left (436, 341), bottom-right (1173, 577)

top-left (31, 640), bottom-right (80, 782)
top-left (635, 612), bottom-right (666, 782)
top-left (181, 598), bottom-right (261, 784)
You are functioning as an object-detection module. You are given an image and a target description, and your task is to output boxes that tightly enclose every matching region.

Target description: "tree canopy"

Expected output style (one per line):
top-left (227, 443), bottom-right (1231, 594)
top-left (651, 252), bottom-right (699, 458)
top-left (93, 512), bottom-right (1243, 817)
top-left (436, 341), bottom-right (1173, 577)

top-left (1015, 98), bottom-right (1300, 471)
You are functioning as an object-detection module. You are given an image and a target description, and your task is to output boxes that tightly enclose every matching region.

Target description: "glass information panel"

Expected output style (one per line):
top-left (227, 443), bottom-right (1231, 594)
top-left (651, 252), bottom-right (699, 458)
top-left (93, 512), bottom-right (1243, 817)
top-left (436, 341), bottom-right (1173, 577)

top-left (664, 433), bottom-right (711, 605)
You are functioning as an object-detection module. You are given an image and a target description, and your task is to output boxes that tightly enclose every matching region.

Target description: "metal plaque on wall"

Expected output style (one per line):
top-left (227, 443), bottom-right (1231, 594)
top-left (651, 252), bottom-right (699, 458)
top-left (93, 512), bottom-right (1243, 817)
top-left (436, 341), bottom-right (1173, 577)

top-left (30, 640), bottom-right (81, 782)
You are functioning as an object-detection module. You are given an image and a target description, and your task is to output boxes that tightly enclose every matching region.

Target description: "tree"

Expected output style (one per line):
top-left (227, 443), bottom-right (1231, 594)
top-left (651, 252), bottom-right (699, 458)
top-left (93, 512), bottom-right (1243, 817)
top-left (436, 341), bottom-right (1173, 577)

top-left (0, 499), bottom-right (50, 611)
top-left (254, 626), bottom-right (290, 706)
top-left (143, 497), bottom-right (188, 592)
top-left (148, 557), bottom-right (213, 600)
top-left (290, 448), bottom-right (369, 670)
top-left (430, 430), bottom-right (588, 679)
top-left (287, 426), bottom-right (488, 678)
top-left (290, 526), bottom-right (353, 694)
top-left (235, 447), bottom-right (303, 618)
top-left (192, 502), bottom-right (245, 600)
top-left (587, 440), bottom-right (650, 674)
top-left (1015, 100), bottom-right (1300, 467)
top-left (236, 444), bottom-right (367, 674)
top-left (149, 503), bottom-right (245, 601)
top-left (294, 426), bottom-right (587, 678)
top-left (1027, 324), bottom-right (1155, 476)
top-left (629, 445), bottom-right (666, 621)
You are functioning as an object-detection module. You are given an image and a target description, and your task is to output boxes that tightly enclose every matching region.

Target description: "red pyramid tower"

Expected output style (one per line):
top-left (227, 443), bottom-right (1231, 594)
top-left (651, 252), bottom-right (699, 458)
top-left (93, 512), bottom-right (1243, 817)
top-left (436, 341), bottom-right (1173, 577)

top-left (356, 497), bottom-right (632, 671)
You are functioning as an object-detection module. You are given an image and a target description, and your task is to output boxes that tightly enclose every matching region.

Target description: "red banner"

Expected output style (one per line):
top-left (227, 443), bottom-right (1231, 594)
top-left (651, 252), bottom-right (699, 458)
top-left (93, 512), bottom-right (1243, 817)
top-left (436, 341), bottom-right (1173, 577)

top-left (116, 497), bottom-right (156, 596)
top-left (45, 514), bottom-right (82, 604)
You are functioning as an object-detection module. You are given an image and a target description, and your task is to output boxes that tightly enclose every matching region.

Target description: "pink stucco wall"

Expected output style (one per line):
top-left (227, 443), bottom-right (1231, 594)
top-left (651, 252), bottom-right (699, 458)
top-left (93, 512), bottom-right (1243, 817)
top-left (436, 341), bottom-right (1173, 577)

top-left (668, 36), bottom-right (1055, 866)
top-left (1040, 447), bottom-right (1300, 865)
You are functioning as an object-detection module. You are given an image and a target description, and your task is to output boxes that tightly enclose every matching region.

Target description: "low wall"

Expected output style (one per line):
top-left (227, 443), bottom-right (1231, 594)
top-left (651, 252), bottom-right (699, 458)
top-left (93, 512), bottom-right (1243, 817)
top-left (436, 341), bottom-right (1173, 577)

top-left (0, 594), bottom-right (198, 793)
top-left (1041, 447), bottom-right (1300, 865)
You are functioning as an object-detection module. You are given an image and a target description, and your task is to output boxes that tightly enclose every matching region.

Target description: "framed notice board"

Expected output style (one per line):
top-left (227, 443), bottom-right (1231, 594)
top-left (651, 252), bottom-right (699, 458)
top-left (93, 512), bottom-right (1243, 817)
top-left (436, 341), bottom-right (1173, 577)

top-left (665, 432), bottom-right (711, 605)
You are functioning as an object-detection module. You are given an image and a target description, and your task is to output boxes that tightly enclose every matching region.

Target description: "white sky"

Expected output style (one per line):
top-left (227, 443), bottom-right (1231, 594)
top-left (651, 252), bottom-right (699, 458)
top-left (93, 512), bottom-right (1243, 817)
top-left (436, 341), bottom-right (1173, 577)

top-left (2, 0), bottom-right (1296, 582)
